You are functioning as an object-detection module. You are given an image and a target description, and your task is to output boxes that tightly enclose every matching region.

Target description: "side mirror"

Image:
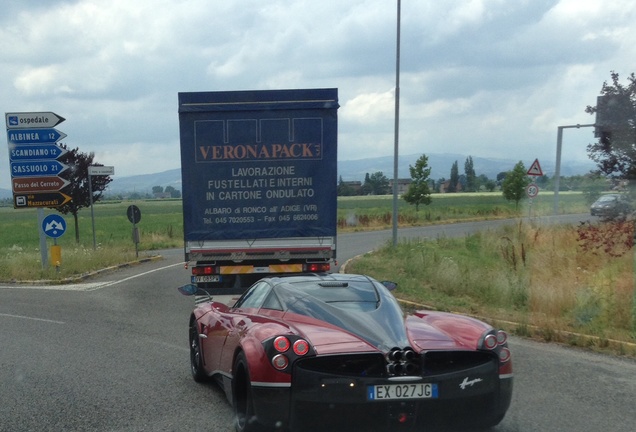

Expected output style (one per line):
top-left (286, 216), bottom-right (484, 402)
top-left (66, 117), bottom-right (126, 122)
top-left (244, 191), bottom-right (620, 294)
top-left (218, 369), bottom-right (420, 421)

top-left (381, 281), bottom-right (397, 291)
top-left (177, 284), bottom-right (199, 296)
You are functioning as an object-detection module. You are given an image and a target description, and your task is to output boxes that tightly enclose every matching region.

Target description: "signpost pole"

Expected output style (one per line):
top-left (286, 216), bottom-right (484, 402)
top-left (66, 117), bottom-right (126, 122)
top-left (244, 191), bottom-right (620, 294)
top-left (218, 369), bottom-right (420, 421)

top-left (41, 214), bottom-right (66, 271)
top-left (89, 172), bottom-right (96, 250)
top-left (37, 208), bottom-right (48, 269)
top-left (87, 166), bottom-right (114, 251)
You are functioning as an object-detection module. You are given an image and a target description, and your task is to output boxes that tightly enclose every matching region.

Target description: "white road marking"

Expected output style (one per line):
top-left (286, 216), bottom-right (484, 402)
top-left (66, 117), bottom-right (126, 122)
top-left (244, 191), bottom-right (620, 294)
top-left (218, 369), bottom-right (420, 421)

top-left (0, 312), bottom-right (65, 324)
top-left (0, 262), bottom-right (184, 291)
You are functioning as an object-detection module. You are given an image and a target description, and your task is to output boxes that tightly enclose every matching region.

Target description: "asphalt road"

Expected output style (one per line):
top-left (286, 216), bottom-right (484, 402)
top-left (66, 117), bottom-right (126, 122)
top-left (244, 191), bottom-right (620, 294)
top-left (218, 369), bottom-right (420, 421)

top-left (1, 216), bottom-right (635, 431)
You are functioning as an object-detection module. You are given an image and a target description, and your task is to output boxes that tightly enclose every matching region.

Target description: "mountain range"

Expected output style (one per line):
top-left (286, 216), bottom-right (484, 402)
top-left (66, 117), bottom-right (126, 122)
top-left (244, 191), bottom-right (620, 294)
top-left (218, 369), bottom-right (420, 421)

top-left (1, 153), bottom-right (596, 199)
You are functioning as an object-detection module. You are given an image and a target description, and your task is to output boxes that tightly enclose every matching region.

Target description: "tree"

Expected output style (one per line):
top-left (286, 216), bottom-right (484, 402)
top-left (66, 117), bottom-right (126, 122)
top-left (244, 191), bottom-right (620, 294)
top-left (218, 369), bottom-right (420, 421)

top-left (483, 179), bottom-right (497, 192)
top-left (502, 161), bottom-right (530, 209)
top-left (496, 171), bottom-right (507, 186)
top-left (337, 176), bottom-right (355, 196)
top-left (464, 156), bottom-right (477, 192)
top-left (361, 173), bottom-right (372, 195)
top-left (402, 154), bottom-right (432, 211)
top-left (448, 161), bottom-right (459, 192)
top-left (477, 174), bottom-right (489, 191)
top-left (364, 171), bottom-right (390, 195)
top-left (152, 185), bottom-right (164, 194)
top-left (165, 185), bottom-right (181, 198)
top-left (585, 71), bottom-right (636, 179)
top-left (435, 178), bottom-right (446, 193)
top-left (54, 144), bottom-right (113, 242)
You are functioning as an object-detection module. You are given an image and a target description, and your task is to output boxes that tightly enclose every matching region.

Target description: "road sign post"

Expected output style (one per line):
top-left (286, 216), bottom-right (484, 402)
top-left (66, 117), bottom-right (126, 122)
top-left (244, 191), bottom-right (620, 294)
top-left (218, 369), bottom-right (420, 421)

top-left (41, 213), bottom-right (67, 271)
top-left (127, 205), bottom-right (141, 257)
top-left (88, 166), bottom-right (115, 250)
top-left (6, 111), bottom-right (69, 267)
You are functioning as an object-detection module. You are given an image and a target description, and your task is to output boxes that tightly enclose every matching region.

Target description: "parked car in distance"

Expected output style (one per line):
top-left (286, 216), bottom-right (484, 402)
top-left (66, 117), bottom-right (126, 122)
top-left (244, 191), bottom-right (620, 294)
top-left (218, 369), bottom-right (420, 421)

top-left (590, 193), bottom-right (631, 218)
top-left (179, 273), bottom-right (513, 431)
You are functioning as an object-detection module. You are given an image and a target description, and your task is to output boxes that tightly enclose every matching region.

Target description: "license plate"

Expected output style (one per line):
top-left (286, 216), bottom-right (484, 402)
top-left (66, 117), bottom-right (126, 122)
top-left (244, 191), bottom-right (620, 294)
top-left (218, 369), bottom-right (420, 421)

top-left (367, 383), bottom-right (438, 401)
top-left (191, 275), bottom-right (221, 283)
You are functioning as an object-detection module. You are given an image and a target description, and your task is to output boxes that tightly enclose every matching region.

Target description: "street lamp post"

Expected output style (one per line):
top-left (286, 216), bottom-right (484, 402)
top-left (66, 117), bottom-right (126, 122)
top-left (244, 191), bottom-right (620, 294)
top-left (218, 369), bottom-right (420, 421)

top-left (392, 0), bottom-right (401, 246)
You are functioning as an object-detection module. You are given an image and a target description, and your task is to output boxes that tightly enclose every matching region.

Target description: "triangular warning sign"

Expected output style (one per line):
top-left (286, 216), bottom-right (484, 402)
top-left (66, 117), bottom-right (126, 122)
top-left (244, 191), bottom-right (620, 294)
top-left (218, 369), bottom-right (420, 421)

top-left (527, 159), bottom-right (543, 176)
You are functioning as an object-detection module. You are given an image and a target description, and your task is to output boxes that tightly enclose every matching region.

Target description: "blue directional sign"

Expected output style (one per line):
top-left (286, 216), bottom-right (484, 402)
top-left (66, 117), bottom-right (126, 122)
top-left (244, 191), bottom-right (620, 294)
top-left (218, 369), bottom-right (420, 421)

top-left (7, 128), bottom-right (67, 144)
top-left (42, 214), bottom-right (67, 239)
top-left (5, 112), bottom-right (65, 129)
top-left (11, 160), bottom-right (68, 177)
top-left (8, 143), bottom-right (67, 162)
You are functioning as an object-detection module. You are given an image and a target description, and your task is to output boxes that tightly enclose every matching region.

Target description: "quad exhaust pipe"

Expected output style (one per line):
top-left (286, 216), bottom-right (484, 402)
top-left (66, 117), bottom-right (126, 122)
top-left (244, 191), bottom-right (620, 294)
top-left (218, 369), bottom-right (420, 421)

top-left (387, 347), bottom-right (420, 376)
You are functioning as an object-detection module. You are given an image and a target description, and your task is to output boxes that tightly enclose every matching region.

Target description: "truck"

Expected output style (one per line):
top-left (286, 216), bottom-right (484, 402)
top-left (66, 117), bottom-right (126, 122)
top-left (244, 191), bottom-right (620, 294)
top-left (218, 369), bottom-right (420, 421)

top-left (177, 88), bottom-right (339, 294)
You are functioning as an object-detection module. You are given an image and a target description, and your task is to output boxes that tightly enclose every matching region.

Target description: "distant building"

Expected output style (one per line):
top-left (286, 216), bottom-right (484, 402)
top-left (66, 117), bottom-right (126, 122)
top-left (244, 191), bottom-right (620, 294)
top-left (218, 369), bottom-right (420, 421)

top-left (342, 181), bottom-right (362, 194)
top-left (389, 179), bottom-right (412, 195)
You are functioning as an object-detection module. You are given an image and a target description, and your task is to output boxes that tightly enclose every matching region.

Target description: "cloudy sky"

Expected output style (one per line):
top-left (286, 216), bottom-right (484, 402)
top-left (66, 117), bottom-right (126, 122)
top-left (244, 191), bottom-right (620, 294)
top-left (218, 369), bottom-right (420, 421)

top-left (2, 0), bottom-right (635, 189)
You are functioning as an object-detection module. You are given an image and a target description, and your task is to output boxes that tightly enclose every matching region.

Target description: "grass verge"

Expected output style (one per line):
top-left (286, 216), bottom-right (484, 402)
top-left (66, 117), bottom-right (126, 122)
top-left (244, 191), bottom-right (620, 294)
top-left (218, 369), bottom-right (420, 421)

top-left (346, 219), bottom-right (636, 357)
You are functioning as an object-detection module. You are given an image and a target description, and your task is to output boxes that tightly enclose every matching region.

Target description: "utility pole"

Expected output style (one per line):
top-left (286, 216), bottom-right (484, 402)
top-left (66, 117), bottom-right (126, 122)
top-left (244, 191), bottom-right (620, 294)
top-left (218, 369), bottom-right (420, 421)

top-left (392, 0), bottom-right (401, 246)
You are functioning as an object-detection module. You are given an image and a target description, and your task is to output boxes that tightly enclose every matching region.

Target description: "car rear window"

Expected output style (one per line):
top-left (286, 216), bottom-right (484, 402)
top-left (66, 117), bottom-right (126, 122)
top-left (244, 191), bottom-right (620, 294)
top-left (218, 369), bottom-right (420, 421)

top-left (290, 280), bottom-right (380, 306)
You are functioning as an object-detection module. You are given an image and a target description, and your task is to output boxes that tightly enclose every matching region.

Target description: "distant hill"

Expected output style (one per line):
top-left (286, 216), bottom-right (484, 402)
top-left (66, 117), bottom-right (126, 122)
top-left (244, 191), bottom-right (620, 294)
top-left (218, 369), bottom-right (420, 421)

top-left (0, 153), bottom-right (596, 199)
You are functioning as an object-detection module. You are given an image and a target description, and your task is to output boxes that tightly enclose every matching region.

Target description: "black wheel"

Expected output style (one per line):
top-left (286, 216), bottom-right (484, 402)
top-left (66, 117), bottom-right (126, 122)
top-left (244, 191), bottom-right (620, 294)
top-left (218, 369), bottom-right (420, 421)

top-left (233, 352), bottom-right (265, 432)
top-left (189, 318), bottom-right (207, 382)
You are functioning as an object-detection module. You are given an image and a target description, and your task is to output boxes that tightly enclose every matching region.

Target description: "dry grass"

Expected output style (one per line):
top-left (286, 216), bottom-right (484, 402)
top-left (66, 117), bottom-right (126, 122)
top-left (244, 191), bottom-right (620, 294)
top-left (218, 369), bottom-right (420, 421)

top-left (347, 220), bottom-right (636, 355)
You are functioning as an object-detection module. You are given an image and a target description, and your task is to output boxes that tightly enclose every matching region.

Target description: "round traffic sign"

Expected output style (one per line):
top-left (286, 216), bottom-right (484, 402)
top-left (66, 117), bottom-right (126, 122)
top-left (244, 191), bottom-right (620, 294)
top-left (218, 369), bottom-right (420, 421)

top-left (42, 214), bottom-right (67, 239)
top-left (526, 183), bottom-right (539, 198)
top-left (127, 205), bottom-right (141, 224)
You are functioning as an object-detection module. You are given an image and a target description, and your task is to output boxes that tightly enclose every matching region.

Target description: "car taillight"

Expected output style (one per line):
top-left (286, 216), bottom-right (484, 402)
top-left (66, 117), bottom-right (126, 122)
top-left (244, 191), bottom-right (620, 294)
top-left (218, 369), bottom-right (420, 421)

top-left (274, 336), bottom-right (290, 352)
top-left (499, 348), bottom-right (511, 363)
top-left (480, 330), bottom-right (513, 379)
top-left (483, 334), bottom-right (498, 350)
top-left (496, 330), bottom-right (508, 345)
top-left (264, 335), bottom-right (313, 373)
top-left (293, 339), bottom-right (310, 356)
top-left (272, 354), bottom-right (289, 370)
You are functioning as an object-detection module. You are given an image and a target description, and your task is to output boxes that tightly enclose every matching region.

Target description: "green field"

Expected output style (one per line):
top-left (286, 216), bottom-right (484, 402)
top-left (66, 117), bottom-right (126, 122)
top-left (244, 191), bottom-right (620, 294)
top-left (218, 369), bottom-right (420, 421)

top-left (0, 191), bottom-right (588, 281)
top-left (0, 191), bottom-right (589, 252)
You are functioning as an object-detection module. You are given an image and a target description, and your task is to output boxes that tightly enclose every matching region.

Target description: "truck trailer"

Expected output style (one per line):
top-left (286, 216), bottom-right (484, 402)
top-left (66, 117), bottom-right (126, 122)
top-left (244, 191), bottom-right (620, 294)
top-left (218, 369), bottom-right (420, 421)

top-left (178, 88), bottom-right (339, 294)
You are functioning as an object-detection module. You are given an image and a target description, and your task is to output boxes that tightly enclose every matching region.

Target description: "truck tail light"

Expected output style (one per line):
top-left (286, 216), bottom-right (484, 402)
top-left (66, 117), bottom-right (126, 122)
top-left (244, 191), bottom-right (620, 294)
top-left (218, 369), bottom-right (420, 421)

top-left (304, 263), bottom-right (330, 272)
top-left (191, 265), bottom-right (217, 276)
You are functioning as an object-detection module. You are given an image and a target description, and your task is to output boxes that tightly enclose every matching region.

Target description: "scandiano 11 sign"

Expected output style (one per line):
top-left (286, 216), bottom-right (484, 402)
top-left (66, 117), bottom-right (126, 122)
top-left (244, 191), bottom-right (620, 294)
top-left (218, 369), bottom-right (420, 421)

top-left (5, 112), bottom-right (72, 208)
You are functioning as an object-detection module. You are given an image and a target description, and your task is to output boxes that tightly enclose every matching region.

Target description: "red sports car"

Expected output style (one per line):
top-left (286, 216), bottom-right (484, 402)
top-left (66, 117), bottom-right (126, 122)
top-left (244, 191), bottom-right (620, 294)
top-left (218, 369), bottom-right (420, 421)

top-left (179, 273), bottom-right (513, 431)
